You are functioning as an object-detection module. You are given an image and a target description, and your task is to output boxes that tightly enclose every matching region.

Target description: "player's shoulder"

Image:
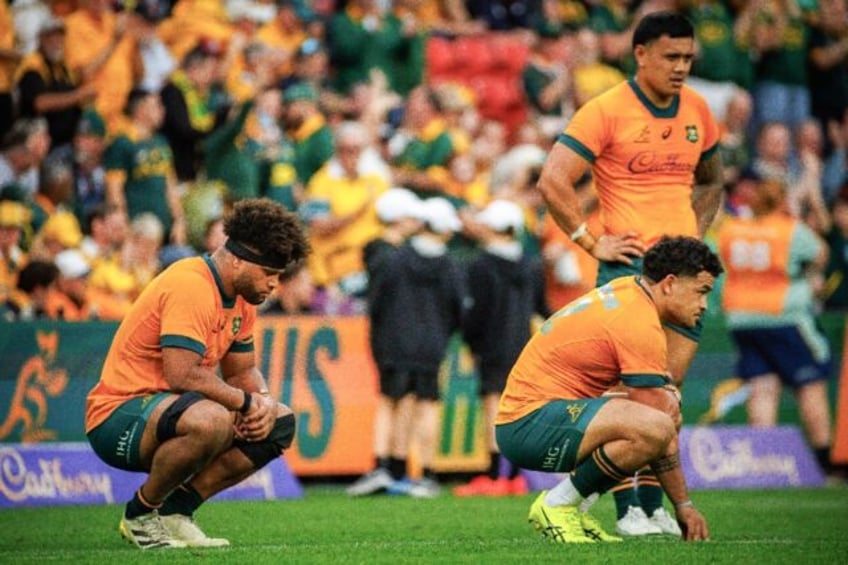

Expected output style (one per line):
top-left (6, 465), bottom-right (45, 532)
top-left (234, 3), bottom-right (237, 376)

top-left (680, 84), bottom-right (713, 115)
top-left (603, 277), bottom-right (659, 321)
top-left (582, 80), bottom-right (631, 112)
top-left (156, 257), bottom-right (213, 291)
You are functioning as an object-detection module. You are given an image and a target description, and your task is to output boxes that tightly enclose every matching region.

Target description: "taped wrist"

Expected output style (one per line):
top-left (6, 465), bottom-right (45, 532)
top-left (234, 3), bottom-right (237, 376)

top-left (234, 413), bottom-right (296, 469)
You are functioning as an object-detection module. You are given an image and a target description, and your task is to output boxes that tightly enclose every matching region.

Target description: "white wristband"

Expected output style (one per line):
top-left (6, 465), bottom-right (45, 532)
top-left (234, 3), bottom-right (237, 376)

top-left (570, 222), bottom-right (589, 242)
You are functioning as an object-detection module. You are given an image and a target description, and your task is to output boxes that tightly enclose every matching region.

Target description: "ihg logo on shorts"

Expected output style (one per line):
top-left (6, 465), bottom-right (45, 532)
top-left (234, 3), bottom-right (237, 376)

top-left (542, 440), bottom-right (569, 472)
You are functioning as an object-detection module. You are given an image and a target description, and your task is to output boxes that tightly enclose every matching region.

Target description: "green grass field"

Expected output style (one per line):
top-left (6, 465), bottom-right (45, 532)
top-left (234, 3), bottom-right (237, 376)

top-left (2, 485), bottom-right (847, 564)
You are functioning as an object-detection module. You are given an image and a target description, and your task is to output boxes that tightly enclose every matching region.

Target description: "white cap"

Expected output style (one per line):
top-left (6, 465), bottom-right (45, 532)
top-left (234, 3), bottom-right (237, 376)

top-left (421, 197), bottom-right (462, 234)
top-left (476, 199), bottom-right (525, 233)
top-left (54, 249), bottom-right (91, 279)
top-left (375, 188), bottom-right (425, 223)
top-left (227, 0), bottom-right (276, 23)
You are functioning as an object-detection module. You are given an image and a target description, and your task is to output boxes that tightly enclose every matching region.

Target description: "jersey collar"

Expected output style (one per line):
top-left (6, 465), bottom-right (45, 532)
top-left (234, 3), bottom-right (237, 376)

top-left (627, 78), bottom-right (680, 119)
top-left (203, 254), bottom-right (236, 308)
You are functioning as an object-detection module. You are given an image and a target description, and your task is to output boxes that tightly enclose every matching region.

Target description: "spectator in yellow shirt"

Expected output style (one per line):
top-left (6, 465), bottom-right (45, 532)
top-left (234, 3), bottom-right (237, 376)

top-left (301, 121), bottom-right (388, 298)
top-left (63, 0), bottom-right (139, 132)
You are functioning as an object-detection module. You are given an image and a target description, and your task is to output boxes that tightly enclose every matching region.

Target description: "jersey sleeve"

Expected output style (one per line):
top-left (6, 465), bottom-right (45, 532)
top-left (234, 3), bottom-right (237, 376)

top-left (698, 96), bottom-right (721, 159)
top-left (559, 97), bottom-right (608, 163)
top-left (159, 271), bottom-right (216, 356)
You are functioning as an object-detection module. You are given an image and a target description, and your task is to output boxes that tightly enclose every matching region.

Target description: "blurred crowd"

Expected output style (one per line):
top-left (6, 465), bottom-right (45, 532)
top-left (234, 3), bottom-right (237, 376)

top-left (1, 0), bottom-right (848, 322)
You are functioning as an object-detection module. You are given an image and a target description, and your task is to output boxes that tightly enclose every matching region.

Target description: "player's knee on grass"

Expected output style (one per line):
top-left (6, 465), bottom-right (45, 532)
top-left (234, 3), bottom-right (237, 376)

top-left (234, 412), bottom-right (296, 469)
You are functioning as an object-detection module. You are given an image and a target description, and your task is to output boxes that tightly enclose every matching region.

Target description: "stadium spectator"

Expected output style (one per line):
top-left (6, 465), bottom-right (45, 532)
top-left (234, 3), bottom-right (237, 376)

top-left (45, 247), bottom-right (96, 320)
top-left (8, 258), bottom-right (58, 320)
top-left (27, 207), bottom-right (82, 261)
top-left (251, 87), bottom-right (301, 212)
top-left (29, 157), bottom-right (76, 235)
top-left (497, 236), bottom-right (719, 543)
top-left (204, 67), bottom-right (278, 203)
top-left (10, 0), bottom-right (51, 57)
top-left (746, 0), bottom-right (811, 136)
top-left (718, 89), bottom-right (754, 190)
top-left (0, 117), bottom-right (51, 200)
top-left (346, 187), bottom-right (427, 496)
top-left (63, 0), bottom-right (138, 132)
top-left (570, 28), bottom-right (626, 111)
top-left (591, 0), bottom-right (673, 75)
top-left (14, 16), bottom-right (96, 150)
top-left (52, 108), bottom-right (110, 225)
top-left (716, 172), bottom-right (840, 479)
top-left (84, 198), bottom-right (309, 549)
top-left (454, 199), bottom-right (548, 497)
top-left (536, 11), bottom-right (722, 537)
top-left (681, 0), bottom-right (753, 121)
top-left (824, 182), bottom-right (848, 309)
top-left (300, 121), bottom-right (389, 301)
top-left (283, 82), bottom-right (334, 185)
top-left (751, 121), bottom-right (830, 232)
top-left (0, 199), bottom-right (30, 313)
top-left (256, 0), bottom-right (308, 81)
top-left (201, 216), bottom-right (226, 254)
top-left (133, 1), bottom-right (177, 93)
top-left (390, 85), bottom-right (457, 198)
top-left (160, 41), bottom-right (229, 183)
top-left (0, 0), bottom-right (16, 139)
top-left (467, 0), bottom-right (541, 30)
top-left (359, 196), bottom-right (465, 498)
top-left (88, 212), bottom-right (164, 305)
top-left (157, 0), bottom-right (233, 64)
top-left (105, 88), bottom-right (187, 245)
top-left (326, 0), bottom-right (423, 96)
top-left (79, 204), bottom-right (127, 264)
top-left (806, 0), bottom-right (848, 136)
top-left (522, 23), bottom-right (573, 141)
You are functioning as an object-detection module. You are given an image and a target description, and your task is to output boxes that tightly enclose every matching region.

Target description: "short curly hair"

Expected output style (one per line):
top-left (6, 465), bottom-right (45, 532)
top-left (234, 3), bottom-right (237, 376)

top-left (642, 236), bottom-right (723, 283)
top-left (224, 198), bottom-right (310, 270)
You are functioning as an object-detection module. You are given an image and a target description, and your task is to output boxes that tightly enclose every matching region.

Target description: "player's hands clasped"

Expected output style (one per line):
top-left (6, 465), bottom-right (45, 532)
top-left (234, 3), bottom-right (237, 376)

top-left (590, 232), bottom-right (646, 264)
top-left (235, 393), bottom-right (277, 442)
top-left (675, 505), bottom-right (710, 541)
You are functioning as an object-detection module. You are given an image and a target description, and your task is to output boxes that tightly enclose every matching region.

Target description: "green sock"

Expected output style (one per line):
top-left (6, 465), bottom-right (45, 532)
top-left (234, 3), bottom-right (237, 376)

top-left (637, 472), bottom-right (665, 516)
top-left (159, 484), bottom-right (203, 517)
top-left (571, 447), bottom-right (628, 498)
top-left (612, 477), bottom-right (639, 519)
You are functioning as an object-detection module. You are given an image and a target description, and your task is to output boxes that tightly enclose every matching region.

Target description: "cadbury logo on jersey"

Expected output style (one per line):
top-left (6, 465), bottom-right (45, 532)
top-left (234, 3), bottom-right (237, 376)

top-left (628, 152), bottom-right (696, 174)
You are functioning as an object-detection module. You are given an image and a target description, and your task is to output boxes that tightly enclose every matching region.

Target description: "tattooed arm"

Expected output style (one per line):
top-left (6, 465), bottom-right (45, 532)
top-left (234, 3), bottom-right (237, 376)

top-left (691, 150), bottom-right (724, 238)
top-left (651, 436), bottom-right (710, 541)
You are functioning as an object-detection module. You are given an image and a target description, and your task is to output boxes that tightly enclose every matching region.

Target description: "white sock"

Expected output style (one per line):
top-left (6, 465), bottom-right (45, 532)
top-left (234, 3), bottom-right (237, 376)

top-left (544, 475), bottom-right (582, 507)
top-left (579, 492), bottom-right (599, 513)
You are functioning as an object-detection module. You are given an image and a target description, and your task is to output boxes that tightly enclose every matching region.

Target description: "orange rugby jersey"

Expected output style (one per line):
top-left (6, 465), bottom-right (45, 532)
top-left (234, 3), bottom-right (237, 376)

top-left (717, 212), bottom-right (802, 316)
top-left (561, 79), bottom-right (720, 246)
top-left (85, 256), bottom-right (256, 432)
top-left (496, 276), bottom-right (667, 424)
